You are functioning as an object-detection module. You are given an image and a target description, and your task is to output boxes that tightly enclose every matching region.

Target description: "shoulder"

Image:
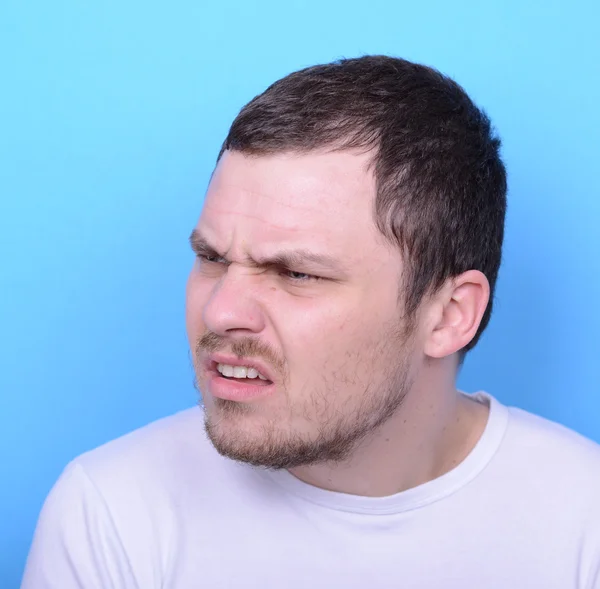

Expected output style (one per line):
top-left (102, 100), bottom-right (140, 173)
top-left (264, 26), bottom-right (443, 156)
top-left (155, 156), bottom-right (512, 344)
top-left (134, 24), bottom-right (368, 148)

top-left (23, 409), bottom-right (210, 587)
top-left (55, 405), bottom-right (243, 519)
top-left (75, 406), bottom-right (208, 476)
top-left (500, 401), bottom-right (600, 499)
top-left (506, 404), bottom-right (600, 463)
top-left (68, 405), bottom-right (236, 499)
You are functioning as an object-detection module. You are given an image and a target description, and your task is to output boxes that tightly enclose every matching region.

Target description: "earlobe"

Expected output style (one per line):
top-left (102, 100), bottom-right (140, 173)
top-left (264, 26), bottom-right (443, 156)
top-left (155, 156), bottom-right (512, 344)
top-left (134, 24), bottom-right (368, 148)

top-left (424, 271), bottom-right (490, 359)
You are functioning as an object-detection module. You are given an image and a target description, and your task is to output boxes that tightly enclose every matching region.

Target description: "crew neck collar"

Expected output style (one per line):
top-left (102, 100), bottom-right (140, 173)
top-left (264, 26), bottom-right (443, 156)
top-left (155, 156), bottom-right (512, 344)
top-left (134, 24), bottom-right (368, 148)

top-left (260, 392), bottom-right (508, 515)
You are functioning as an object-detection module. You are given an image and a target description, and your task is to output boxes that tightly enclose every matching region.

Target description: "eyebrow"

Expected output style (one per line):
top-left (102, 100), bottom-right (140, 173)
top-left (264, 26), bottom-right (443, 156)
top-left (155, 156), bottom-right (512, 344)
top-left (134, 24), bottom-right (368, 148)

top-left (189, 229), bottom-right (347, 274)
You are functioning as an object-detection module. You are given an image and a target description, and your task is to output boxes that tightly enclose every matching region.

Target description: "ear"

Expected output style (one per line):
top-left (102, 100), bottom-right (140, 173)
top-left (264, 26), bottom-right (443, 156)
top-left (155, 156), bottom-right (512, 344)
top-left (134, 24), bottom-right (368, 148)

top-left (423, 270), bottom-right (490, 358)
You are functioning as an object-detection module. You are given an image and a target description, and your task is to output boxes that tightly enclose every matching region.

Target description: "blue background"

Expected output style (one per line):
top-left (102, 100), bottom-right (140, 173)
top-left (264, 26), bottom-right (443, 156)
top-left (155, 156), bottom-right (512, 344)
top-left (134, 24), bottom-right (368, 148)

top-left (1, 0), bottom-right (599, 585)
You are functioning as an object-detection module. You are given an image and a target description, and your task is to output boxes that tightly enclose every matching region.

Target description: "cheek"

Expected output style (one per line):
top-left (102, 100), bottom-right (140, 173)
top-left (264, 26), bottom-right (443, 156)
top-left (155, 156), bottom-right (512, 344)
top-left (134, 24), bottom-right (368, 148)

top-left (185, 271), bottom-right (209, 341)
top-left (284, 302), bottom-right (404, 389)
top-left (281, 306), bottom-right (369, 374)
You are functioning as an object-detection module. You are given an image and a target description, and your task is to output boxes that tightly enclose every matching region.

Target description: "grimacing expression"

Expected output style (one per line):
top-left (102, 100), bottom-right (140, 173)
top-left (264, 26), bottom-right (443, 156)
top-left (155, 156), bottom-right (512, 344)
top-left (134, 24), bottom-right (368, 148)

top-left (185, 150), bottom-right (421, 469)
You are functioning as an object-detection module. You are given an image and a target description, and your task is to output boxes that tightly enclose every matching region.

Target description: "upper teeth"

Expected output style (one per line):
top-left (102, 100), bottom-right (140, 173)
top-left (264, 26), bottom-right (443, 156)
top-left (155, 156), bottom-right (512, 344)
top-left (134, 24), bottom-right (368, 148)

top-left (217, 364), bottom-right (269, 380)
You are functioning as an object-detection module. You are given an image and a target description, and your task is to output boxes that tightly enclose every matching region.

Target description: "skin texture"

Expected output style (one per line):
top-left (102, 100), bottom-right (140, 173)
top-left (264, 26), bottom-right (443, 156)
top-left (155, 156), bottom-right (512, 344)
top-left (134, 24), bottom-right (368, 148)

top-left (186, 149), bottom-right (491, 497)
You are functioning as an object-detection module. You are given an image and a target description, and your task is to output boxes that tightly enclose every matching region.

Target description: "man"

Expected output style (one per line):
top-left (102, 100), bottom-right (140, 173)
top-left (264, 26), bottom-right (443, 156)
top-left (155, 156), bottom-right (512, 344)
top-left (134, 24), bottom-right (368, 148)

top-left (22, 55), bottom-right (600, 588)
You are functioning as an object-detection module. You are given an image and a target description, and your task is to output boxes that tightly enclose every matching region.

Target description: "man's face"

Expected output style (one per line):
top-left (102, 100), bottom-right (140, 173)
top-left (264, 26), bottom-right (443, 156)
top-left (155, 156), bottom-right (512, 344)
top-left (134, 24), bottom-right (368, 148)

top-left (186, 150), bottom-right (420, 469)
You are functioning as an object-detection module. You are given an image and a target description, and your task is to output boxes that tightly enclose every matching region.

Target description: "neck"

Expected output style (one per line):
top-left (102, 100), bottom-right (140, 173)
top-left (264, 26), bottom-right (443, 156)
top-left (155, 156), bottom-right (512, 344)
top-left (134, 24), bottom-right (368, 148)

top-left (288, 363), bottom-right (489, 497)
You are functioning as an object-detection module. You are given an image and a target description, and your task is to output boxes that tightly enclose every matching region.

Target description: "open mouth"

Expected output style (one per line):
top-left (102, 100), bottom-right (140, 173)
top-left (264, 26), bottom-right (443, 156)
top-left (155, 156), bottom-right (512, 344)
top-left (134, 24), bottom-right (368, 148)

top-left (211, 361), bottom-right (273, 386)
top-left (205, 359), bottom-right (276, 402)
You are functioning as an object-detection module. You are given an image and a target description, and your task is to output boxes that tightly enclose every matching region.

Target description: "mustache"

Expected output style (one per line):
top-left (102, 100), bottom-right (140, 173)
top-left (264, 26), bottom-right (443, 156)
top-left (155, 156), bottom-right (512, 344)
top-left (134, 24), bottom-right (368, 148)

top-left (196, 331), bottom-right (287, 377)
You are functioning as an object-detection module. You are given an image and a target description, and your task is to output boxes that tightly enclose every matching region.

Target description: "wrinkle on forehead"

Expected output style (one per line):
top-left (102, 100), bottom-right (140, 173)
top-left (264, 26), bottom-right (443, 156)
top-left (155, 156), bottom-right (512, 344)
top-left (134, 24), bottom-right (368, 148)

top-left (209, 151), bottom-right (374, 209)
top-left (197, 150), bottom-right (395, 272)
top-left (201, 185), bottom-right (362, 242)
top-left (204, 181), bottom-right (365, 219)
top-left (201, 202), bottom-right (304, 236)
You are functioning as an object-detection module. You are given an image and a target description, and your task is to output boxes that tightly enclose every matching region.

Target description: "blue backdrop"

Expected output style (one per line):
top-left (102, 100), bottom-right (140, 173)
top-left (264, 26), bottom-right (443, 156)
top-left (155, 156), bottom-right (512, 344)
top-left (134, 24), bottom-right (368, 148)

top-left (1, 0), bottom-right (599, 585)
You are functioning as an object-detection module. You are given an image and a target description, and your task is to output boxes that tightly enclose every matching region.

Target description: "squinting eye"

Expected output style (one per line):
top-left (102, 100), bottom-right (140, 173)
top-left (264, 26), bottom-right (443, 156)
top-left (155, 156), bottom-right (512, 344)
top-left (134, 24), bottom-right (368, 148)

top-left (197, 253), bottom-right (226, 264)
top-left (283, 270), bottom-right (321, 282)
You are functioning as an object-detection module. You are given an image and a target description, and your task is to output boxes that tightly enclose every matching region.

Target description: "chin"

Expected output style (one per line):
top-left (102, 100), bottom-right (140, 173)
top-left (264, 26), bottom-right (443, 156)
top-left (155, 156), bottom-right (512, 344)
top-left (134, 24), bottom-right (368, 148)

top-left (203, 395), bottom-right (267, 442)
top-left (202, 398), bottom-right (362, 470)
top-left (203, 405), bottom-right (285, 469)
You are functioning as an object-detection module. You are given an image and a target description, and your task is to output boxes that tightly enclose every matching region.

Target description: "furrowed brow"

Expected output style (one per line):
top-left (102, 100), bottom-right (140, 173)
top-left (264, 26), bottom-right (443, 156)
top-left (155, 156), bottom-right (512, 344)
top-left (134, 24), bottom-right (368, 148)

top-left (255, 250), bottom-right (346, 274)
top-left (189, 229), bottom-right (221, 257)
top-left (189, 229), bottom-right (346, 274)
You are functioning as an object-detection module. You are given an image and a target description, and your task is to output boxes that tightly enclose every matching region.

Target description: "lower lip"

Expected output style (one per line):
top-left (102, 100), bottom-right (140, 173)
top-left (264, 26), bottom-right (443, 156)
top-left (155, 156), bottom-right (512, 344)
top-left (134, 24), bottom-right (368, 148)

top-left (207, 372), bottom-right (275, 402)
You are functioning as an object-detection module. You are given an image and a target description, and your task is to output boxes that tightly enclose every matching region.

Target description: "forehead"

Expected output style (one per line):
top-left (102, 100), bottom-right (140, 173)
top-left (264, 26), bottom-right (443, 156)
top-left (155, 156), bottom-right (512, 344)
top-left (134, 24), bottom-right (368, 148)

top-left (199, 150), bottom-right (384, 257)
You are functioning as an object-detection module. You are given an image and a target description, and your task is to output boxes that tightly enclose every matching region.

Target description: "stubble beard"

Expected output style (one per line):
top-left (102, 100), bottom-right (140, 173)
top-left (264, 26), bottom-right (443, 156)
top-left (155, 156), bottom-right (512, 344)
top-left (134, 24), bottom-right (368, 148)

top-left (198, 326), bottom-right (415, 471)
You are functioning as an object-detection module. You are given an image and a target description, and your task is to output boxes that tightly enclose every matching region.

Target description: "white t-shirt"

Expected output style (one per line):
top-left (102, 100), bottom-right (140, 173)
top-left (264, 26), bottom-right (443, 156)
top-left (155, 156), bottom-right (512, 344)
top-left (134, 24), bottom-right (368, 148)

top-left (22, 393), bottom-right (600, 588)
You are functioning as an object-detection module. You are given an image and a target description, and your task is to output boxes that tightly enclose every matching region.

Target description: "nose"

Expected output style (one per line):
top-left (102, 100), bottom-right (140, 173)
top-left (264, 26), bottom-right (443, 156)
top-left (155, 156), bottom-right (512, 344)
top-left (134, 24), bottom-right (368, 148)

top-left (202, 270), bottom-right (266, 336)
